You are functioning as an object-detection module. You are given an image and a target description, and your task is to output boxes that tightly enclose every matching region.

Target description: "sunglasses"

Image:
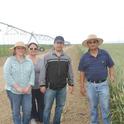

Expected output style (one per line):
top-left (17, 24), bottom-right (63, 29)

top-left (29, 48), bottom-right (38, 50)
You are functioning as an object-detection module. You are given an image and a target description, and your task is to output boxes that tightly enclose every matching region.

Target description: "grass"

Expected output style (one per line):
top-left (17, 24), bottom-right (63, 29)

top-left (102, 44), bottom-right (124, 124)
top-left (0, 45), bottom-right (13, 57)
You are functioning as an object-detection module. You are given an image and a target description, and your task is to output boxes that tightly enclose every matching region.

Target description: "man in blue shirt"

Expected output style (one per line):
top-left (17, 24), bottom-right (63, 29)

top-left (78, 34), bottom-right (114, 124)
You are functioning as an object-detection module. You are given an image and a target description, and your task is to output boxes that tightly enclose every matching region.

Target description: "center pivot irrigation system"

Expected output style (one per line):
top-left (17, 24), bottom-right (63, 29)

top-left (0, 22), bottom-right (71, 52)
top-left (0, 22), bottom-right (54, 51)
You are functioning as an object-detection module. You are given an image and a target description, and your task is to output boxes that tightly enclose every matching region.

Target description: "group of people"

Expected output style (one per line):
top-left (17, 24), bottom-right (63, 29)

top-left (3, 34), bottom-right (114, 124)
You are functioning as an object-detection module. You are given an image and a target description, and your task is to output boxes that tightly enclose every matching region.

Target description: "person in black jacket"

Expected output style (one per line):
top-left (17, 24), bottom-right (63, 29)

top-left (40, 36), bottom-right (74, 124)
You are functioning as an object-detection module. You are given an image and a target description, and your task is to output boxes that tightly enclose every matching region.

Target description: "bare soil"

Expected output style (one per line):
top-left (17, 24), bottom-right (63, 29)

top-left (61, 46), bottom-right (90, 124)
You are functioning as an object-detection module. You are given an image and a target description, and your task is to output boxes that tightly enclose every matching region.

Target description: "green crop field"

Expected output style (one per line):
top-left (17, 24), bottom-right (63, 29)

top-left (102, 44), bottom-right (124, 124)
top-left (0, 44), bottom-right (52, 57)
top-left (0, 45), bottom-right (13, 57)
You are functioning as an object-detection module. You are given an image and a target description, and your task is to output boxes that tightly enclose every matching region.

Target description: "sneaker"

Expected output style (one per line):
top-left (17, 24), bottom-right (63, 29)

top-left (30, 119), bottom-right (37, 124)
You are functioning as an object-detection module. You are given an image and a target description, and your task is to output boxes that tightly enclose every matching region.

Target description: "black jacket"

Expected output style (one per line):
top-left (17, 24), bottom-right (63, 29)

top-left (39, 50), bottom-right (74, 90)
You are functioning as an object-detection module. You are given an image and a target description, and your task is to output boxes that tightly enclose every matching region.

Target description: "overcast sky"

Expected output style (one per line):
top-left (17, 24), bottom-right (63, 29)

top-left (0, 0), bottom-right (124, 44)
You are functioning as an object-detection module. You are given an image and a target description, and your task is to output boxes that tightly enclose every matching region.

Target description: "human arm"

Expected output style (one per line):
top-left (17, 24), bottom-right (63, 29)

top-left (79, 71), bottom-right (86, 96)
top-left (23, 61), bottom-right (35, 93)
top-left (67, 59), bottom-right (75, 94)
top-left (78, 55), bottom-right (87, 96)
top-left (39, 57), bottom-right (47, 93)
top-left (106, 51), bottom-right (115, 82)
top-left (3, 57), bottom-right (23, 92)
top-left (108, 66), bottom-right (115, 82)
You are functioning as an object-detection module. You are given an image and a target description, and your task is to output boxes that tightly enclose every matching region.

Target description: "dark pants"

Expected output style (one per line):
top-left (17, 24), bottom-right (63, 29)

top-left (31, 89), bottom-right (44, 122)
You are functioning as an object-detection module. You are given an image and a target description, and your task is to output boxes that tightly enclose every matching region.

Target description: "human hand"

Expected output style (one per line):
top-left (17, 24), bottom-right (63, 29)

top-left (80, 86), bottom-right (86, 96)
top-left (110, 76), bottom-right (115, 83)
top-left (22, 86), bottom-right (31, 94)
top-left (68, 85), bottom-right (74, 94)
top-left (13, 83), bottom-right (23, 93)
top-left (16, 87), bottom-right (23, 93)
top-left (40, 86), bottom-right (46, 94)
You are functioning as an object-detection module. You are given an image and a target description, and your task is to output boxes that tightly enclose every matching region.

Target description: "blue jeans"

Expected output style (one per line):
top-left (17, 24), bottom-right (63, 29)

top-left (86, 81), bottom-right (110, 124)
top-left (6, 90), bottom-right (32, 124)
top-left (43, 87), bottom-right (66, 124)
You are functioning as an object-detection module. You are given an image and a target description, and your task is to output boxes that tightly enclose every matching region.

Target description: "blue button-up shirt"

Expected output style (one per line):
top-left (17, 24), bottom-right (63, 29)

top-left (3, 56), bottom-right (35, 94)
top-left (78, 49), bottom-right (114, 81)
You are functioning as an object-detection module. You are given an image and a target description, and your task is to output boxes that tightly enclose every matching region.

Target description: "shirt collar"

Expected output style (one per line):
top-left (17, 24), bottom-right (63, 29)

top-left (87, 48), bottom-right (102, 57)
top-left (13, 56), bottom-right (27, 63)
top-left (51, 50), bottom-right (64, 56)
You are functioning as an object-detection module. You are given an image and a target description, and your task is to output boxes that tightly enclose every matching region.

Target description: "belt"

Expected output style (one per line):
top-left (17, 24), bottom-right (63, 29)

top-left (87, 79), bottom-right (106, 83)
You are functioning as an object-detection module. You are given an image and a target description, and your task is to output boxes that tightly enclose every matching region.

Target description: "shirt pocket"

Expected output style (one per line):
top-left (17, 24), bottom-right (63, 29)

top-left (100, 60), bottom-right (107, 68)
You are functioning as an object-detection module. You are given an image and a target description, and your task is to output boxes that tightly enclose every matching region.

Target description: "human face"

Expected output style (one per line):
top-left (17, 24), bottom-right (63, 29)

top-left (15, 46), bottom-right (26, 56)
top-left (87, 39), bottom-right (99, 50)
top-left (54, 42), bottom-right (64, 52)
top-left (28, 44), bottom-right (38, 56)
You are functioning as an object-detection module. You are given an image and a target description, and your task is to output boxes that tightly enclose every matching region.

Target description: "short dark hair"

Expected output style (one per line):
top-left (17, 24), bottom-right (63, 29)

top-left (54, 36), bottom-right (64, 43)
top-left (28, 42), bottom-right (38, 48)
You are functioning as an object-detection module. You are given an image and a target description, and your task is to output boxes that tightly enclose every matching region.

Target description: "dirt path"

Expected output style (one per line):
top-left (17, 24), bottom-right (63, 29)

top-left (61, 45), bottom-right (90, 124)
top-left (0, 45), bottom-right (90, 124)
top-left (0, 59), bottom-right (6, 91)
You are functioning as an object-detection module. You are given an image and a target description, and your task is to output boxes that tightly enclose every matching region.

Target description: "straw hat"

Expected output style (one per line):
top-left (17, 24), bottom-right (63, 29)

top-left (82, 34), bottom-right (103, 47)
top-left (10, 41), bottom-right (27, 50)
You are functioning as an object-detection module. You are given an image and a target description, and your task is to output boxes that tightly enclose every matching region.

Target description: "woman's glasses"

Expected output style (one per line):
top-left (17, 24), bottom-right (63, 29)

top-left (29, 48), bottom-right (38, 50)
